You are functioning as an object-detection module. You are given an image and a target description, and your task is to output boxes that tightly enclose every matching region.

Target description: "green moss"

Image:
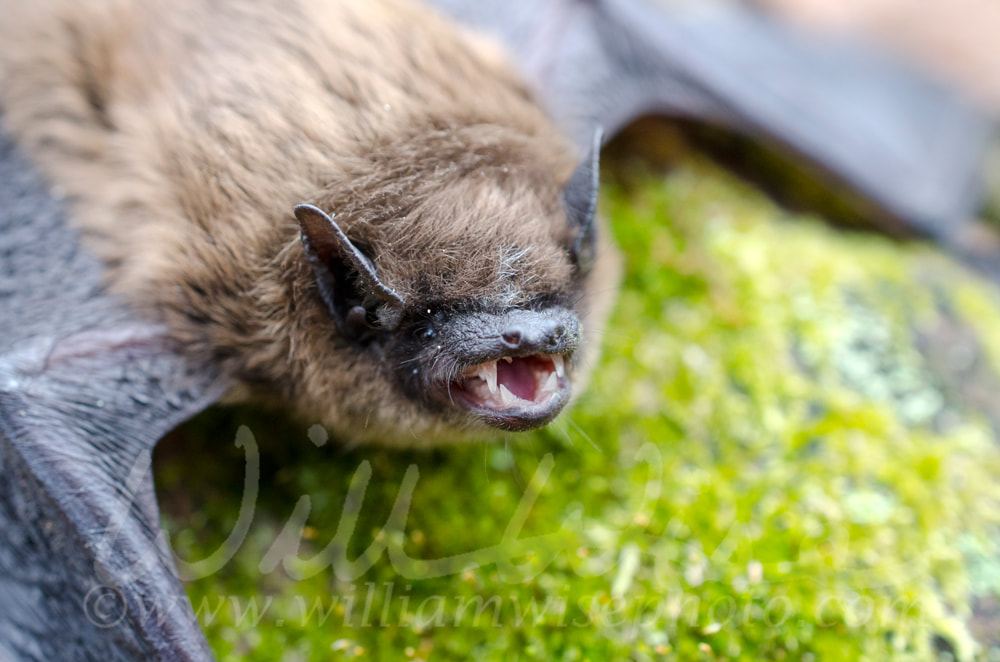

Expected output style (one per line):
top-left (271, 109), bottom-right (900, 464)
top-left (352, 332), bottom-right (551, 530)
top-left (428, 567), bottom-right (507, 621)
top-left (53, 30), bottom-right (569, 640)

top-left (158, 161), bottom-right (1000, 661)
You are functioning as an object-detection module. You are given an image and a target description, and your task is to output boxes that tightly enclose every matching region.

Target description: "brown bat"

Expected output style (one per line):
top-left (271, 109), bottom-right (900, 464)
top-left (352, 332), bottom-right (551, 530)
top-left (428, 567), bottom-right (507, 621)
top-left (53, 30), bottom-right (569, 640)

top-left (0, 0), bottom-right (619, 446)
top-left (0, 0), bottom-right (991, 659)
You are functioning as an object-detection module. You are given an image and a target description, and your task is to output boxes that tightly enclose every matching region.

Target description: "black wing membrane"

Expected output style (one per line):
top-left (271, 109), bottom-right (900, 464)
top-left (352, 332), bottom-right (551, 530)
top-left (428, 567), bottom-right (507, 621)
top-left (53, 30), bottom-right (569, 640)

top-left (0, 120), bottom-right (228, 660)
top-left (428, 0), bottom-right (995, 240)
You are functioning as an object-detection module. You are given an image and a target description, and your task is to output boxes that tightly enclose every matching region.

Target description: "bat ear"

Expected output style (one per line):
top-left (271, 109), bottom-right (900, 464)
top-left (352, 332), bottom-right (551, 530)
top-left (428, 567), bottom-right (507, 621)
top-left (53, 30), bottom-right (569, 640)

top-left (563, 127), bottom-right (603, 275)
top-left (294, 204), bottom-right (404, 339)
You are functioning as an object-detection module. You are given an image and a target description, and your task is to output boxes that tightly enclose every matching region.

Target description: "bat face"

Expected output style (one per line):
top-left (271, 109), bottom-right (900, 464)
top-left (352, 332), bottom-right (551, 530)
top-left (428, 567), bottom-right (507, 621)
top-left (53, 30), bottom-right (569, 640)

top-left (293, 128), bottom-right (614, 439)
top-left (403, 305), bottom-right (580, 432)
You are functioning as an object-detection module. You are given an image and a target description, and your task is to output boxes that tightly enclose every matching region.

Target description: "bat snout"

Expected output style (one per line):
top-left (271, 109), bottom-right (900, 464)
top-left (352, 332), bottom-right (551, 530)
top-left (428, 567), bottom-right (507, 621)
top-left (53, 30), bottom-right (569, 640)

top-left (423, 307), bottom-right (582, 431)
top-left (497, 309), bottom-right (580, 357)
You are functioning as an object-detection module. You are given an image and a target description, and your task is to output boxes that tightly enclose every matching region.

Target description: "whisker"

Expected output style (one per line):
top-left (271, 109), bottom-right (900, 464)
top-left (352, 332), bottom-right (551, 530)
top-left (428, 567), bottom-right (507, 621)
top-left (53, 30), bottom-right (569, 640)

top-left (566, 414), bottom-right (600, 453)
top-left (554, 419), bottom-right (576, 448)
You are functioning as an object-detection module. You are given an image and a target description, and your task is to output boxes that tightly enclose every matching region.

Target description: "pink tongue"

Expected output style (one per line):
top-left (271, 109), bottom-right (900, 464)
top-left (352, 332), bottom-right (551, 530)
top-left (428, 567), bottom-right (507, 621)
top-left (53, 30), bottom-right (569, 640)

top-left (497, 358), bottom-right (537, 401)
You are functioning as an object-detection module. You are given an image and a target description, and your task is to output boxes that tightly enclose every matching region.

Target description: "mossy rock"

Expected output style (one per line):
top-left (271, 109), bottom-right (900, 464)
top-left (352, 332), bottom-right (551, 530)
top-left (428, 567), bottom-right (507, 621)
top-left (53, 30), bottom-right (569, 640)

top-left (156, 160), bottom-right (1000, 661)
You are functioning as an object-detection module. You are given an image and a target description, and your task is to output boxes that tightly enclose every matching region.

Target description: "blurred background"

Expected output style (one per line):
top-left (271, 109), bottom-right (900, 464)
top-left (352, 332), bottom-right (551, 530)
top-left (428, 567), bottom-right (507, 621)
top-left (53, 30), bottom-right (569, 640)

top-left (757, 0), bottom-right (1000, 112)
top-left (757, 0), bottom-right (1000, 224)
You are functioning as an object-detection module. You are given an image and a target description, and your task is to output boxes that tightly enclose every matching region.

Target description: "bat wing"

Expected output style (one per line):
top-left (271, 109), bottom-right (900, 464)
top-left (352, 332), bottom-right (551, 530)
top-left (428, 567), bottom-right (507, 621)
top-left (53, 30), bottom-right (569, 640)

top-left (428, 0), bottom-right (995, 242)
top-left (0, 120), bottom-right (229, 659)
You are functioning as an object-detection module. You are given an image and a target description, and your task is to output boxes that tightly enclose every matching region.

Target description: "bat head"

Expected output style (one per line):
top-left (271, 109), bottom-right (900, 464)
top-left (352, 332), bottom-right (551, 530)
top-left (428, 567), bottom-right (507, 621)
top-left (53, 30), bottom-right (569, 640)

top-left (291, 126), bottom-right (616, 443)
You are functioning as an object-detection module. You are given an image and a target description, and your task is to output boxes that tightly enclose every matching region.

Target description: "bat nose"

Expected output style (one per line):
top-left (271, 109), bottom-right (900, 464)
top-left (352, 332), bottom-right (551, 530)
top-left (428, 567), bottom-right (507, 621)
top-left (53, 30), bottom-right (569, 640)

top-left (499, 311), bottom-right (579, 354)
top-left (439, 307), bottom-right (581, 365)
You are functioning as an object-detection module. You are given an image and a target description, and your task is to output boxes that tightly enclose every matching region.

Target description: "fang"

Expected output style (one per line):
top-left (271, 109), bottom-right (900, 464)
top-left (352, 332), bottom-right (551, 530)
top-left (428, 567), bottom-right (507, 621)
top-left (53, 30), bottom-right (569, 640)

top-left (479, 360), bottom-right (498, 394)
top-left (499, 384), bottom-right (516, 407)
top-left (552, 355), bottom-right (566, 378)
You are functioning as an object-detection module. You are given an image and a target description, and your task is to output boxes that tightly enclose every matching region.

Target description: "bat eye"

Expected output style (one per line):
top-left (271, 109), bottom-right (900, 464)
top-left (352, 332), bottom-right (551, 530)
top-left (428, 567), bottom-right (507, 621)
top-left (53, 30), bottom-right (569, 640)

top-left (414, 325), bottom-right (436, 340)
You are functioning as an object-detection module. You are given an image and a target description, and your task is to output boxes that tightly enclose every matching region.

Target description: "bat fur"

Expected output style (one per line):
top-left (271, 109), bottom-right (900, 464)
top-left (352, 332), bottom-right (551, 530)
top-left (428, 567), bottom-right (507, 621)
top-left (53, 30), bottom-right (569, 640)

top-left (0, 0), bottom-right (620, 446)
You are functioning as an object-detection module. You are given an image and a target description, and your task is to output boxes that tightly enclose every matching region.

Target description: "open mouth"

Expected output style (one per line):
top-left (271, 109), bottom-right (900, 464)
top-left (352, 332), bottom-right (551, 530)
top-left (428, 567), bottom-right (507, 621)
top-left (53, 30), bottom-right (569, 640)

top-left (449, 353), bottom-right (570, 430)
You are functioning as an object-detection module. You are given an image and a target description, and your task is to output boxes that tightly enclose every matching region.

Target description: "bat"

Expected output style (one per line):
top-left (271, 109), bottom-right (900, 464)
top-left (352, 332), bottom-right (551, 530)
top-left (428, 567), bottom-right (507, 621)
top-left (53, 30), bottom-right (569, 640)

top-left (0, 0), bottom-right (992, 659)
top-left (1, 0), bottom-right (622, 446)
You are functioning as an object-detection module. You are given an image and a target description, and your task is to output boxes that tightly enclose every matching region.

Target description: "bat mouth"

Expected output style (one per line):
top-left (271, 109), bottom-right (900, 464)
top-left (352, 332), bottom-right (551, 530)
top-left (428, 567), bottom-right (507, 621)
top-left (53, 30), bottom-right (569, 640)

top-left (447, 353), bottom-right (570, 431)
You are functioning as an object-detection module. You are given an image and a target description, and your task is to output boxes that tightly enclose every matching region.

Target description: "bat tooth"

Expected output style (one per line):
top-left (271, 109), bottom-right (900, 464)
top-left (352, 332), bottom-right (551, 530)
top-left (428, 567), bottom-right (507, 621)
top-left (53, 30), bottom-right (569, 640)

top-left (552, 355), bottom-right (566, 379)
top-left (541, 371), bottom-right (558, 396)
top-left (478, 360), bottom-right (498, 394)
top-left (499, 384), bottom-right (516, 408)
top-left (501, 356), bottom-right (513, 364)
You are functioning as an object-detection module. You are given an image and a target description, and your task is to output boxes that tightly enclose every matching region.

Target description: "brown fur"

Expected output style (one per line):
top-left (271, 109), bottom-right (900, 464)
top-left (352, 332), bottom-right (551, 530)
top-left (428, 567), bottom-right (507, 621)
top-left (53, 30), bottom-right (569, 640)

top-left (0, 0), bottom-right (620, 446)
